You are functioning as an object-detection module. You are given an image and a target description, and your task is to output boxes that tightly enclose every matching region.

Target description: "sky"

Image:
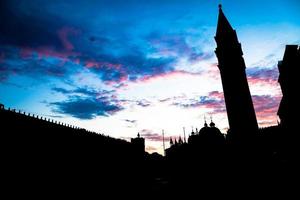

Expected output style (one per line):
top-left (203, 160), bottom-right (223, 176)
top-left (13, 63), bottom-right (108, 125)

top-left (1, 0), bottom-right (300, 154)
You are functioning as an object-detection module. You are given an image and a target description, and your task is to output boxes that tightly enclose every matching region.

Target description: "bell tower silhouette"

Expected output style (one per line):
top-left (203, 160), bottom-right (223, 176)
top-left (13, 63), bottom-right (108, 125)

top-left (214, 5), bottom-right (258, 144)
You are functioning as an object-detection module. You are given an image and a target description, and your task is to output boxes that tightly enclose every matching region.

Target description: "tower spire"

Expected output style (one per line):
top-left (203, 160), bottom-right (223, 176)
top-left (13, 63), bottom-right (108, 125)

top-left (214, 4), bottom-right (258, 144)
top-left (162, 129), bottom-right (165, 156)
top-left (204, 115), bottom-right (208, 127)
top-left (216, 4), bottom-right (234, 39)
top-left (170, 137), bottom-right (173, 146)
top-left (210, 115), bottom-right (215, 127)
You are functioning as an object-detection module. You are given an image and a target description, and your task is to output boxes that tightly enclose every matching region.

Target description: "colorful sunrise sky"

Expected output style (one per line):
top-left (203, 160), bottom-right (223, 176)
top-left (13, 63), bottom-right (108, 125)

top-left (1, 0), bottom-right (300, 154)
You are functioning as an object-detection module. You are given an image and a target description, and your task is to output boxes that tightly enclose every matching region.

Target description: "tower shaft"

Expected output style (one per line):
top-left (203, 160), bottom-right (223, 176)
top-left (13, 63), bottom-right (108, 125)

top-left (214, 6), bottom-right (258, 144)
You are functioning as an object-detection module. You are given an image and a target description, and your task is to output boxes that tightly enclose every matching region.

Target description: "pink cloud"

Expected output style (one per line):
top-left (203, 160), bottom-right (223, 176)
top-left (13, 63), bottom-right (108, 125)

top-left (207, 63), bottom-right (221, 80)
top-left (140, 129), bottom-right (164, 142)
top-left (137, 70), bottom-right (202, 84)
top-left (208, 64), bottom-right (279, 89)
top-left (252, 95), bottom-right (281, 127)
top-left (85, 61), bottom-right (122, 70)
top-left (200, 93), bottom-right (281, 127)
top-left (20, 48), bottom-right (33, 59)
top-left (204, 93), bottom-right (281, 127)
top-left (247, 67), bottom-right (279, 88)
top-left (37, 46), bottom-right (74, 61)
top-left (19, 46), bottom-right (80, 62)
top-left (247, 77), bottom-right (278, 87)
top-left (252, 95), bottom-right (280, 114)
top-left (203, 102), bottom-right (226, 114)
top-left (85, 61), bottom-right (99, 68)
top-left (74, 59), bottom-right (80, 65)
top-left (208, 91), bottom-right (224, 99)
top-left (57, 27), bottom-right (80, 51)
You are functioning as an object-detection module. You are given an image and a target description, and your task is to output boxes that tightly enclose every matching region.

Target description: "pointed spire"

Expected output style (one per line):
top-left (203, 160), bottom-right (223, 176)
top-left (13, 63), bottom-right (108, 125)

top-left (170, 137), bottom-right (173, 146)
top-left (178, 136), bottom-right (183, 144)
top-left (137, 132), bottom-right (140, 138)
top-left (204, 115), bottom-right (208, 127)
top-left (191, 126), bottom-right (195, 135)
top-left (210, 115), bottom-right (215, 127)
top-left (216, 4), bottom-right (234, 38)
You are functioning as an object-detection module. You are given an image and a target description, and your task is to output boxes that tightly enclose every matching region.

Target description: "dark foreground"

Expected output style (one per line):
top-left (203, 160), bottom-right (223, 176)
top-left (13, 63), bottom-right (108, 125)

top-left (2, 108), bottom-right (299, 198)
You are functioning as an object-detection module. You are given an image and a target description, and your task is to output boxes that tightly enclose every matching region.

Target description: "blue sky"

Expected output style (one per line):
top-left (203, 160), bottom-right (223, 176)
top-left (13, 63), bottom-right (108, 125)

top-left (1, 0), bottom-right (300, 154)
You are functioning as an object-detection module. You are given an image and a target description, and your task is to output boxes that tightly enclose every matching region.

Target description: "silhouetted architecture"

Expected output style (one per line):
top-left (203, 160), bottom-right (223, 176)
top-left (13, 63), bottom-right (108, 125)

top-left (214, 5), bottom-right (258, 144)
top-left (277, 45), bottom-right (300, 129)
top-left (131, 132), bottom-right (145, 156)
top-left (2, 4), bottom-right (300, 198)
top-left (0, 105), bottom-right (161, 196)
top-left (187, 118), bottom-right (225, 146)
top-left (166, 118), bottom-right (224, 159)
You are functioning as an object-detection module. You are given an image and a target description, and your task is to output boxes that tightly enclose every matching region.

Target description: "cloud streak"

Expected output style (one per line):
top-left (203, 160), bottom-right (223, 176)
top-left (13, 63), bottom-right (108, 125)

top-left (172, 91), bottom-right (226, 114)
top-left (140, 129), bottom-right (164, 142)
top-left (50, 87), bottom-right (123, 119)
top-left (247, 67), bottom-right (279, 86)
top-left (50, 96), bottom-right (123, 119)
top-left (252, 95), bottom-right (281, 127)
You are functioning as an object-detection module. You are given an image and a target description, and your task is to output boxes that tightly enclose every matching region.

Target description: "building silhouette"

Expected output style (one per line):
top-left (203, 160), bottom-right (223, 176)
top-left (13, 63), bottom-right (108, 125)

top-left (0, 104), bottom-right (162, 196)
top-left (277, 45), bottom-right (300, 129)
top-left (187, 118), bottom-right (225, 146)
top-left (131, 132), bottom-right (145, 157)
top-left (166, 118), bottom-right (225, 159)
top-left (214, 5), bottom-right (258, 144)
top-left (1, 4), bottom-right (300, 198)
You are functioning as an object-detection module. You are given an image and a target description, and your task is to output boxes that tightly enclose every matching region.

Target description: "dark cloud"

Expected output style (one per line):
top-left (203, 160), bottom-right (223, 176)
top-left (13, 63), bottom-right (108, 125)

top-left (52, 87), bottom-right (72, 94)
top-left (247, 67), bottom-right (278, 80)
top-left (172, 91), bottom-right (226, 114)
top-left (136, 99), bottom-right (151, 107)
top-left (146, 32), bottom-right (213, 62)
top-left (50, 87), bottom-right (122, 119)
top-left (84, 51), bottom-right (175, 83)
top-left (0, 46), bottom-right (78, 82)
top-left (52, 87), bottom-right (102, 97)
top-left (0, 1), bottom-right (66, 50)
top-left (0, 1), bottom-right (191, 86)
top-left (124, 119), bottom-right (137, 124)
top-left (50, 96), bottom-right (123, 119)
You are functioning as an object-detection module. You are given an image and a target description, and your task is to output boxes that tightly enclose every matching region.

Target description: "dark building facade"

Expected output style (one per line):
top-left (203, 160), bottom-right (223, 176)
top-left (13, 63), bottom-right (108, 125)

top-left (277, 45), bottom-right (300, 129)
top-left (131, 133), bottom-right (145, 157)
top-left (214, 5), bottom-right (258, 144)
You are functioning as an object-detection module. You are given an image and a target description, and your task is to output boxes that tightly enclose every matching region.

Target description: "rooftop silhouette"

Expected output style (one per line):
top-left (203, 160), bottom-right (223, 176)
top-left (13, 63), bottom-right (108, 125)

top-left (2, 4), bottom-right (300, 198)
